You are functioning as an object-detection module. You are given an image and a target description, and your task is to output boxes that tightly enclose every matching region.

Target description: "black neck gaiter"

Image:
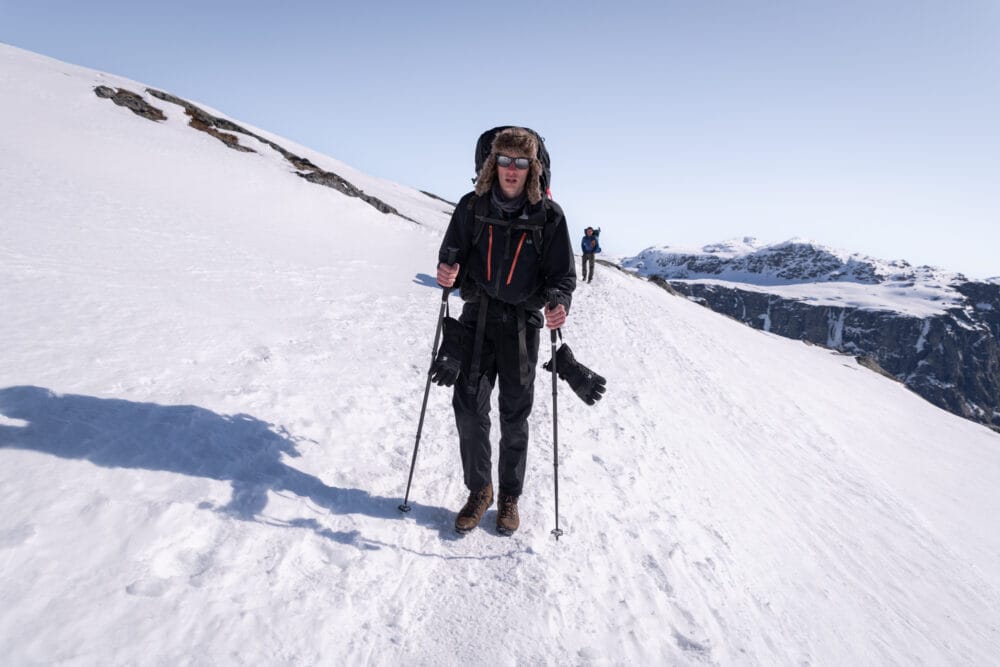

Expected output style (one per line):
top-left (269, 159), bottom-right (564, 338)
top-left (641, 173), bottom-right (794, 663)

top-left (491, 182), bottom-right (527, 215)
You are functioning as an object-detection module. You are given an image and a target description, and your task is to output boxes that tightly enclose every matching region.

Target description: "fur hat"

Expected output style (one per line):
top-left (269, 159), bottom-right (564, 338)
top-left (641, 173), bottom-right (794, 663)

top-left (474, 127), bottom-right (544, 204)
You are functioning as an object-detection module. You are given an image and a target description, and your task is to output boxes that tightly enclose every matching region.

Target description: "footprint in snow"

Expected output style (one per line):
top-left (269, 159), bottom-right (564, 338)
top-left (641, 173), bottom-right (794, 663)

top-left (125, 577), bottom-right (172, 597)
top-left (0, 523), bottom-right (36, 549)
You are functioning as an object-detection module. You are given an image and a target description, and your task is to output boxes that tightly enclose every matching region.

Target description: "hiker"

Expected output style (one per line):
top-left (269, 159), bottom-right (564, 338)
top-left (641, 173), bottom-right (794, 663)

top-left (433, 127), bottom-right (576, 536)
top-left (580, 226), bottom-right (601, 283)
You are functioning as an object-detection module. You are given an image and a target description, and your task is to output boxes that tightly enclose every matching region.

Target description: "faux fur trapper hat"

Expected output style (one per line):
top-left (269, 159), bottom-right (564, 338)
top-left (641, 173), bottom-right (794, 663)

top-left (474, 127), bottom-right (544, 204)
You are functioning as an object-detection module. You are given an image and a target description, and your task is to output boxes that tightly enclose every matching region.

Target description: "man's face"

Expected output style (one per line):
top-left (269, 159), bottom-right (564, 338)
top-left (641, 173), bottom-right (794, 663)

top-left (585, 229), bottom-right (593, 236)
top-left (496, 154), bottom-right (529, 199)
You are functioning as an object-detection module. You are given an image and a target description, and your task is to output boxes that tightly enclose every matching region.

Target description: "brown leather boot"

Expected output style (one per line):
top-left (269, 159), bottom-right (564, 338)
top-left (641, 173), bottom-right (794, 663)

top-left (496, 494), bottom-right (520, 535)
top-left (454, 483), bottom-right (494, 534)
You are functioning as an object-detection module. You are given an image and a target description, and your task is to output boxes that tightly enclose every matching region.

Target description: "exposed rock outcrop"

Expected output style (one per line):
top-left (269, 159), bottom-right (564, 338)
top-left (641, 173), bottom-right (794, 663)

top-left (93, 86), bottom-right (165, 121)
top-left (94, 85), bottom-right (416, 221)
top-left (144, 89), bottom-right (415, 221)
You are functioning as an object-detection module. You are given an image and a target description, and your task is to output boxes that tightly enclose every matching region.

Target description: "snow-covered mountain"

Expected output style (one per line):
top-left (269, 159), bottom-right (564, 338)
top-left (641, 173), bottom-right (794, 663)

top-left (623, 239), bottom-right (1000, 430)
top-left (622, 237), bottom-right (966, 316)
top-left (3, 43), bottom-right (1000, 665)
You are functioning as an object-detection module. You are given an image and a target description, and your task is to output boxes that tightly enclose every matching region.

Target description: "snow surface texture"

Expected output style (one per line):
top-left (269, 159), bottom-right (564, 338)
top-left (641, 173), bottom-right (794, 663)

top-left (622, 237), bottom-right (968, 318)
top-left (2, 43), bottom-right (1000, 665)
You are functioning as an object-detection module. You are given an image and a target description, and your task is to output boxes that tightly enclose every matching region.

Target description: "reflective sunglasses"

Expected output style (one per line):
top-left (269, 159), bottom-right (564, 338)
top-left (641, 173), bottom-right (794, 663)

top-left (496, 154), bottom-right (531, 170)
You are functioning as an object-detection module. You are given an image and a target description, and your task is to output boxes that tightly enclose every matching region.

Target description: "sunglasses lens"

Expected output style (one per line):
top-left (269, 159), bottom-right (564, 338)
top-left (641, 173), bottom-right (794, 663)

top-left (497, 155), bottom-right (530, 170)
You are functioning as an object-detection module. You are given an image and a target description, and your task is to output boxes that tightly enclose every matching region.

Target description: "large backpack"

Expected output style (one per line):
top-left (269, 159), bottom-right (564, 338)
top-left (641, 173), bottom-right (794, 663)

top-left (473, 126), bottom-right (551, 197)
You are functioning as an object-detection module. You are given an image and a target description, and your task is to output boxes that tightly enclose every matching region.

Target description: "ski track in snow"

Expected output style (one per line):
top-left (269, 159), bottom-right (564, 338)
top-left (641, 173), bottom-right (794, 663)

top-left (2, 43), bottom-right (1000, 665)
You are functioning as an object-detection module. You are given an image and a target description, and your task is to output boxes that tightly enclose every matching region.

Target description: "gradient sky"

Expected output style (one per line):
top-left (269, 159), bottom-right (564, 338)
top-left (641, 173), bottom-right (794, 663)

top-left (3, 0), bottom-right (998, 277)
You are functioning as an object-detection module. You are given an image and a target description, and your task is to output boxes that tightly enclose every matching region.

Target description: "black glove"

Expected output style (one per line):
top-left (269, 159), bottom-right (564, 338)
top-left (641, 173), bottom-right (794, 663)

top-left (430, 317), bottom-right (468, 387)
top-left (542, 343), bottom-right (606, 405)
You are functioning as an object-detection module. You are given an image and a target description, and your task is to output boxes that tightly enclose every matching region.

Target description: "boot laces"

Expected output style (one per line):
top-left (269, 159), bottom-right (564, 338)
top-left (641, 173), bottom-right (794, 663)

top-left (499, 495), bottom-right (518, 519)
top-left (463, 487), bottom-right (491, 515)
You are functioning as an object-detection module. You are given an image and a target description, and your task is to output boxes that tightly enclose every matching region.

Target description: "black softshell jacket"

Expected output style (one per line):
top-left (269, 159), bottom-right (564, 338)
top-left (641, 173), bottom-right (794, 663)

top-left (438, 192), bottom-right (577, 315)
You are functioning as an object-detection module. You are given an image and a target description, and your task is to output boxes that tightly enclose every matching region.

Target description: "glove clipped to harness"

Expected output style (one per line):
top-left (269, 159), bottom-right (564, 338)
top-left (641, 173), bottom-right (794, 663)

top-left (542, 343), bottom-right (607, 406)
top-left (430, 317), bottom-right (468, 387)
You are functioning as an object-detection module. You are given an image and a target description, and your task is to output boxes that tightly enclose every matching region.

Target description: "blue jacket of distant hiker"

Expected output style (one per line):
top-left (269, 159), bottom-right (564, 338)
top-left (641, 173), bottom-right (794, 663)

top-left (581, 235), bottom-right (601, 255)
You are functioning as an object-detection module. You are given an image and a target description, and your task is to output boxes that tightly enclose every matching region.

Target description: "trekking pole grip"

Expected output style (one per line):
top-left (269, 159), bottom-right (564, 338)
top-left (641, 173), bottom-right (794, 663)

top-left (440, 247), bottom-right (458, 301)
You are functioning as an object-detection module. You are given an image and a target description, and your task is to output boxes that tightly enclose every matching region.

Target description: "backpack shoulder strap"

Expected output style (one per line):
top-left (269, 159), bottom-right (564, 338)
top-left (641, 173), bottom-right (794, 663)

top-left (535, 201), bottom-right (557, 253)
top-left (469, 194), bottom-right (491, 246)
top-left (516, 201), bottom-right (553, 255)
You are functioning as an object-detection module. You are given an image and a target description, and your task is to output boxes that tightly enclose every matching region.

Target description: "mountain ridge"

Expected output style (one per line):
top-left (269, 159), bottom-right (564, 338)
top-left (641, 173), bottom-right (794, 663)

top-left (623, 238), bottom-right (1000, 430)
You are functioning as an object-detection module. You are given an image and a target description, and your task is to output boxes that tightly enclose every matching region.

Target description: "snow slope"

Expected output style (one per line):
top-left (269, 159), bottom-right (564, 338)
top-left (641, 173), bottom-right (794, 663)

top-left (2, 43), bottom-right (999, 665)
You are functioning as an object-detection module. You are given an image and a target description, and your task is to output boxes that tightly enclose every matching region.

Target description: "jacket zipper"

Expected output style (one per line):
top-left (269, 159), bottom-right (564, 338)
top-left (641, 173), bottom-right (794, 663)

top-left (486, 225), bottom-right (494, 282)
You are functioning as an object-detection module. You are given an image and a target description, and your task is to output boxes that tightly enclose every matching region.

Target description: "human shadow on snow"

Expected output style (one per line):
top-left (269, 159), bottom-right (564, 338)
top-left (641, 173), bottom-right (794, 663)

top-left (412, 273), bottom-right (463, 295)
top-left (412, 273), bottom-right (440, 288)
top-left (0, 385), bottom-right (464, 550)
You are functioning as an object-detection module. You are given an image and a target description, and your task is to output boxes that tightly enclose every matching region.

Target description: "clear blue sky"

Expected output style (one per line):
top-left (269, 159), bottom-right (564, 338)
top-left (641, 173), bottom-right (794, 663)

top-left (3, 0), bottom-right (999, 277)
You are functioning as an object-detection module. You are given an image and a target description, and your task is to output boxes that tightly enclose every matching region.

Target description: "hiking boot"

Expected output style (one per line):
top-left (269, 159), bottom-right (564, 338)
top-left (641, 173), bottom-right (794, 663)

top-left (496, 494), bottom-right (520, 535)
top-left (455, 483), bottom-right (493, 534)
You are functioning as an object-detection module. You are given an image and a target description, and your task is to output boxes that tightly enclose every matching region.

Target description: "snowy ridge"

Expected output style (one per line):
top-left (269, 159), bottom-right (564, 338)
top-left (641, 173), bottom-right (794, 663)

top-left (3, 43), bottom-right (1000, 665)
top-left (622, 237), bottom-right (967, 317)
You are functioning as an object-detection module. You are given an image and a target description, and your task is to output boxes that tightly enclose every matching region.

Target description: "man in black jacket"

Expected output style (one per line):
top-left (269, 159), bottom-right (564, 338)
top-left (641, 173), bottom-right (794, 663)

top-left (435, 127), bottom-right (576, 535)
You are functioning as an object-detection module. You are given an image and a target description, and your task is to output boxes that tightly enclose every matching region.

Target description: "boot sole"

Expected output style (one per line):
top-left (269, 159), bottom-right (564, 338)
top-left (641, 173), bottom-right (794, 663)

top-left (496, 525), bottom-right (517, 536)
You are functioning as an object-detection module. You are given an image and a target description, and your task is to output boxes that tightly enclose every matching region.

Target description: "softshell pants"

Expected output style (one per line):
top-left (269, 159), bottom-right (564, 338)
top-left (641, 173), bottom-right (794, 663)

top-left (453, 307), bottom-right (540, 497)
top-left (582, 253), bottom-right (595, 282)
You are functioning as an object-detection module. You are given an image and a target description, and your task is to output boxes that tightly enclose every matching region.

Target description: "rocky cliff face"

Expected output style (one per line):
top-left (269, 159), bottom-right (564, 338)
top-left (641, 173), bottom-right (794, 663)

top-left (625, 239), bottom-right (1000, 431)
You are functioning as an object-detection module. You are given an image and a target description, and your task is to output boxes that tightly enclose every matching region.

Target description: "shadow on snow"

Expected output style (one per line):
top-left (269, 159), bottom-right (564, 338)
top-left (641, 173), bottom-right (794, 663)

top-left (412, 272), bottom-right (440, 288)
top-left (412, 273), bottom-right (463, 296)
top-left (0, 385), bottom-right (465, 551)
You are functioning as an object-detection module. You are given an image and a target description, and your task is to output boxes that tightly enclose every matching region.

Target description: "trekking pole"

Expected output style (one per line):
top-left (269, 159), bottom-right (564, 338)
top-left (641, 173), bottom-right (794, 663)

top-left (549, 323), bottom-right (564, 540)
top-left (399, 247), bottom-right (458, 513)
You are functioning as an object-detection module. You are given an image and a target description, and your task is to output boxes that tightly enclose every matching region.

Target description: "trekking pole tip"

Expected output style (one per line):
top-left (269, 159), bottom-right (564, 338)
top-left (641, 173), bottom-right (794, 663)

top-left (398, 503), bottom-right (412, 513)
top-left (551, 528), bottom-right (563, 540)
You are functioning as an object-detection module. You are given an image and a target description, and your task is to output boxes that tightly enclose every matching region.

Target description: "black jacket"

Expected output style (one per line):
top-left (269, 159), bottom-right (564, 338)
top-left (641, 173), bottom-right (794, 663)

top-left (438, 192), bottom-right (577, 315)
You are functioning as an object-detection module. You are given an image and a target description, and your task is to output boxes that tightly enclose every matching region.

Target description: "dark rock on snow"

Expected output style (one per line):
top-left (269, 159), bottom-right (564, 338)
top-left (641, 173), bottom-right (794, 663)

top-left (93, 86), bottom-right (415, 221)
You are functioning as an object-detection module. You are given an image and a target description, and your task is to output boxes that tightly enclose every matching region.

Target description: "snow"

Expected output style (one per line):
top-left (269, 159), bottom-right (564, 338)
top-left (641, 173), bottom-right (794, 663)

top-left (3, 43), bottom-right (1000, 664)
top-left (915, 319), bottom-right (931, 353)
top-left (826, 309), bottom-right (846, 348)
top-left (623, 239), bottom-right (968, 318)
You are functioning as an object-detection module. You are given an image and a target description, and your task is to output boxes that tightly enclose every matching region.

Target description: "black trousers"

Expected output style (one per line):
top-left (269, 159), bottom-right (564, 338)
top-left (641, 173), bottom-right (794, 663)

top-left (582, 253), bottom-right (595, 282)
top-left (453, 307), bottom-right (540, 497)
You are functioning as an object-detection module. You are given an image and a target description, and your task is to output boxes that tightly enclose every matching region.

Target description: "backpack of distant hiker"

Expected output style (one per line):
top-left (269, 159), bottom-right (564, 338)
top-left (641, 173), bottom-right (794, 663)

top-left (473, 126), bottom-right (551, 197)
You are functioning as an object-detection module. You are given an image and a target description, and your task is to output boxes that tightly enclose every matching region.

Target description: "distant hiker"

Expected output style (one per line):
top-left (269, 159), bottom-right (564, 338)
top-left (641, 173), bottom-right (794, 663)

top-left (581, 226), bottom-right (601, 283)
top-left (433, 127), bottom-right (576, 536)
